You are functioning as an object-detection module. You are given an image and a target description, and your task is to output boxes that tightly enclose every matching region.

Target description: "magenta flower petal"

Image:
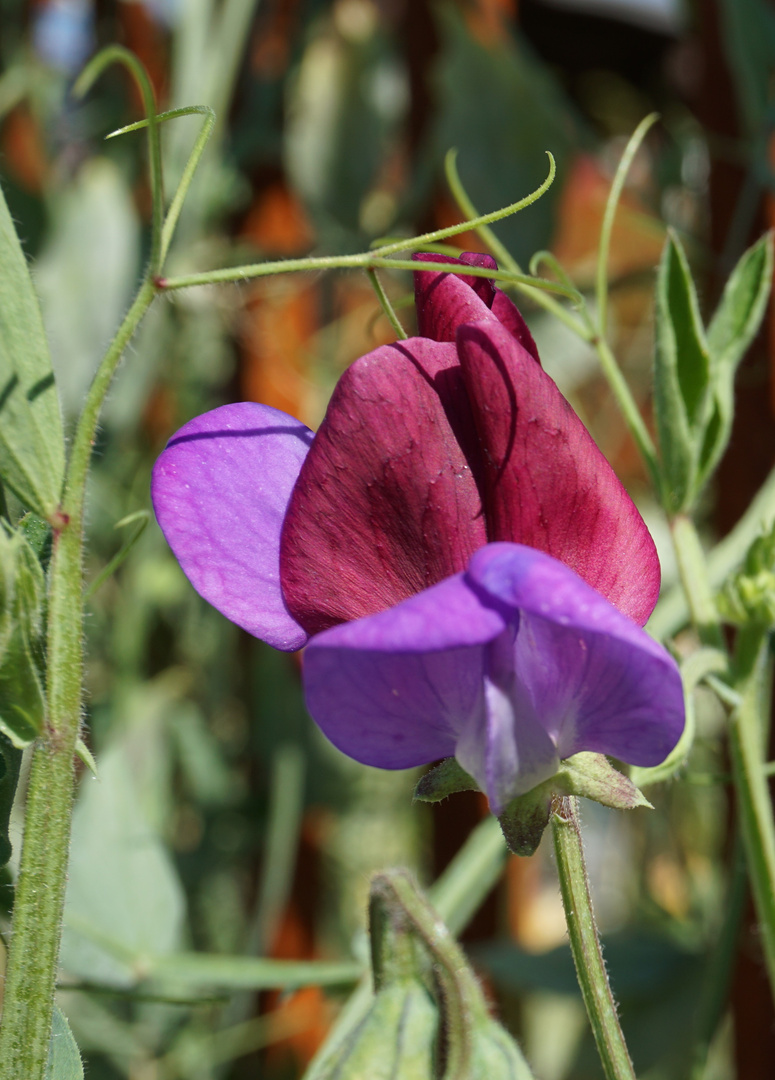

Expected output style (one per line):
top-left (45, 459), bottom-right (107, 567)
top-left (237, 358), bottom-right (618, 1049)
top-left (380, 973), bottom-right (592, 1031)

top-left (280, 338), bottom-right (487, 635)
top-left (467, 544), bottom-right (685, 767)
top-left (457, 320), bottom-right (661, 625)
top-left (413, 252), bottom-right (540, 362)
top-left (151, 403), bottom-right (312, 651)
top-left (302, 572), bottom-right (505, 769)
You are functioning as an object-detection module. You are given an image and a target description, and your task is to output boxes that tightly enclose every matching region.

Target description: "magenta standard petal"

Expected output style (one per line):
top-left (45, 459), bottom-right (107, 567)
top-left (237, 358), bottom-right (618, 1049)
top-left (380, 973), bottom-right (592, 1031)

top-left (467, 544), bottom-right (685, 767)
top-left (151, 402), bottom-right (313, 651)
top-left (458, 320), bottom-right (661, 626)
top-left (280, 338), bottom-right (487, 635)
top-left (413, 252), bottom-right (540, 361)
top-left (302, 573), bottom-right (505, 769)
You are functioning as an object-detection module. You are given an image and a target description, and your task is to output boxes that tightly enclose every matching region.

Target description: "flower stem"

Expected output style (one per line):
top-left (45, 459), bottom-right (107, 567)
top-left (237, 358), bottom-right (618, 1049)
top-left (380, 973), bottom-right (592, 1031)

top-left (669, 514), bottom-right (724, 649)
top-left (366, 268), bottom-right (407, 340)
top-left (596, 113), bottom-right (659, 338)
top-left (727, 628), bottom-right (775, 1002)
top-left (593, 336), bottom-right (661, 492)
top-left (0, 281), bottom-right (157, 1080)
top-left (551, 796), bottom-right (636, 1080)
top-left (669, 512), bottom-right (775, 1006)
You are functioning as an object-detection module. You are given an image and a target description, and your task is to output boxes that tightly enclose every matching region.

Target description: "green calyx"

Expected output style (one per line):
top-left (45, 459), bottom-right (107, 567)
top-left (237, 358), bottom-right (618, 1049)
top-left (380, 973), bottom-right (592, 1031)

top-left (414, 753), bottom-right (650, 858)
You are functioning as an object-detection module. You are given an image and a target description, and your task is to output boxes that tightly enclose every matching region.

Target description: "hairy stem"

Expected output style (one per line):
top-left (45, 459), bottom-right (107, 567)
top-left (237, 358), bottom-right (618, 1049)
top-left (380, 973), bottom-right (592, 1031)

top-left (670, 514), bottom-right (724, 649)
top-left (0, 281), bottom-right (156, 1079)
top-left (552, 797), bottom-right (636, 1080)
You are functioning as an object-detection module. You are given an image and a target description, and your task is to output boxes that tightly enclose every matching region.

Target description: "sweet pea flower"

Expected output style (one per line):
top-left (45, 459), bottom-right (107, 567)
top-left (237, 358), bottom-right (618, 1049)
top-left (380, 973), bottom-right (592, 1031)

top-left (152, 254), bottom-right (684, 811)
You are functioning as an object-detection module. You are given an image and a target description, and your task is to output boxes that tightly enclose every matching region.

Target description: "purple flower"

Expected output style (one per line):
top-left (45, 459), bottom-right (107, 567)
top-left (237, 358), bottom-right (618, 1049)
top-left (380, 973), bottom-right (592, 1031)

top-left (152, 255), bottom-right (684, 810)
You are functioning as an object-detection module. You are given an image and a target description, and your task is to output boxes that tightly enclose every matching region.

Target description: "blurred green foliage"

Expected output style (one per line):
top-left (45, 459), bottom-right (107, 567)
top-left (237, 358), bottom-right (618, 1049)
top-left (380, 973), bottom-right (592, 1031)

top-left (1, 0), bottom-right (773, 1077)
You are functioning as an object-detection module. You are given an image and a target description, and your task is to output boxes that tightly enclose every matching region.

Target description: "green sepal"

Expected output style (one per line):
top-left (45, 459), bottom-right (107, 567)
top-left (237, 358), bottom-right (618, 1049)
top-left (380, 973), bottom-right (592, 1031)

top-left (698, 231), bottom-right (774, 490)
top-left (0, 179), bottom-right (65, 518)
top-left (653, 230), bottom-right (711, 512)
top-left (497, 782), bottom-right (554, 857)
top-left (498, 753), bottom-right (651, 857)
top-left (558, 751), bottom-right (653, 810)
top-left (413, 757), bottom-right (478, 803)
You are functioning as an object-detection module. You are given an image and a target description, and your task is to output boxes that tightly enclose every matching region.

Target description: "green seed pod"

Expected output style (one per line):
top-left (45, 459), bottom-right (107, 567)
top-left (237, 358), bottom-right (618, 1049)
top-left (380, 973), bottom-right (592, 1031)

top-left (314, 979), bottom-right (438, 1079)
top-left (468, 1008), bottom-right (535, 1080)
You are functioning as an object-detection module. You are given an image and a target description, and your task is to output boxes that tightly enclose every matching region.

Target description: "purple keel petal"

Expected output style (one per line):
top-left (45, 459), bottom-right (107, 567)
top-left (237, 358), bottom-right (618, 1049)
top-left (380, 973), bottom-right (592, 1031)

top-left (455, 628), bottom-right (559, 813)
top-left (280, 338), bottom-right (487, 635)
top-left (458, 320), bottom-right (661, 626)
top-left (151, 402), bottom-right (313, 651)
top-left (413, 252), bottom-right (540, 362)
top-left (467, 544), bottom-right (685, 767)
top-left (303, 572), bottom-right (506, 769)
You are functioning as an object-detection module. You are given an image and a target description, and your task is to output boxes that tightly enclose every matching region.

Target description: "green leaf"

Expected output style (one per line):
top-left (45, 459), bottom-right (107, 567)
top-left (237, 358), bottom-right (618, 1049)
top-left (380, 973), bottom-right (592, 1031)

top-left (60, 746), bottom-right (186, 987)
top-left (0, 524), bottom-right (46, 747)
top-left (653, 231), bottom-right (711, 511)
top-left (0, 181), bottom-right (64, 517)
top-left (46, 1004), bottom-right (83, 1080)
top-left (699, 232), bottom-right (774, 488)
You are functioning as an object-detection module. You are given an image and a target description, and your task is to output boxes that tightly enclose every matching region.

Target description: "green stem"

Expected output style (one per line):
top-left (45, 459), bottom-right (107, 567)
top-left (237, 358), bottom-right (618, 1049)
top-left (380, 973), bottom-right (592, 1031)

top-left (594, 336), bottom-right (661, 492)
top-left (74, 48), bottom-right (163, 277)
top-left (690, 838), bottom-right (747, 1078)
top-left (552, 797), bottom-right (636, 1080)
top-left (159, 255), bottom-right (573, 300)
top-left (727, 629), bottom-right (775, 1002)
top-left (366, 269), bottom-right (408, 340)
top-left (649, 458), bottom-right (775, 641)
top-left (596, 114), bottom-right (659, 338)
top-left (444, 148), bottom-right (589, 337)
top-left (669, 514), bottom-right (724, 649)
top-left (0, 282), bottom-right (156, 1080)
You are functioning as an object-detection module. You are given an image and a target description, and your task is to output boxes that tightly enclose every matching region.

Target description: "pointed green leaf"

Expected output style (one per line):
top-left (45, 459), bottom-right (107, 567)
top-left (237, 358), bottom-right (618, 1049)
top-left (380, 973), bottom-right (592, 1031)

top-left (0, 181), bottom-right (65, 517)
top-left (654, 231), bottom-right (710, 511)
top-left (46, 1004), bottom-right (84, 1080)
top-left (0, 524), bottom-right (46, 747)
top-left (699, 232), bottom-right (774, 488)
top-left (0, 623), bottom-right (46, 747)
top-left (60, 747), bottom-right (186, 987)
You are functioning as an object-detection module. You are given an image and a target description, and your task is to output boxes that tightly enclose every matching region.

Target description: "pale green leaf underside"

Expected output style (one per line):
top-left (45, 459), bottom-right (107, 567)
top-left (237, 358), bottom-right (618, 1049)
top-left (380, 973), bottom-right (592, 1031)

top-left (46, 1004), bottom-right (83, 1080)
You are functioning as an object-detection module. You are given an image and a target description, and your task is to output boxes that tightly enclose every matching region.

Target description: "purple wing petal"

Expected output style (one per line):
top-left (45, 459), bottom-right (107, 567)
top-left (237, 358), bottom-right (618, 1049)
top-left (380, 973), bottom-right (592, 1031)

top-left (280, 338), bottom-right (487, 635)
top-left (413, 252), bottom-right (540, 362)
top-left (151, 402), bottom-right (312, 651)
top-left (468, 544), bottom-right (685, 767)
top-left (302, 573), bottom-right (505, 769)
top-left (458, 320), bottom-right (661, 626)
